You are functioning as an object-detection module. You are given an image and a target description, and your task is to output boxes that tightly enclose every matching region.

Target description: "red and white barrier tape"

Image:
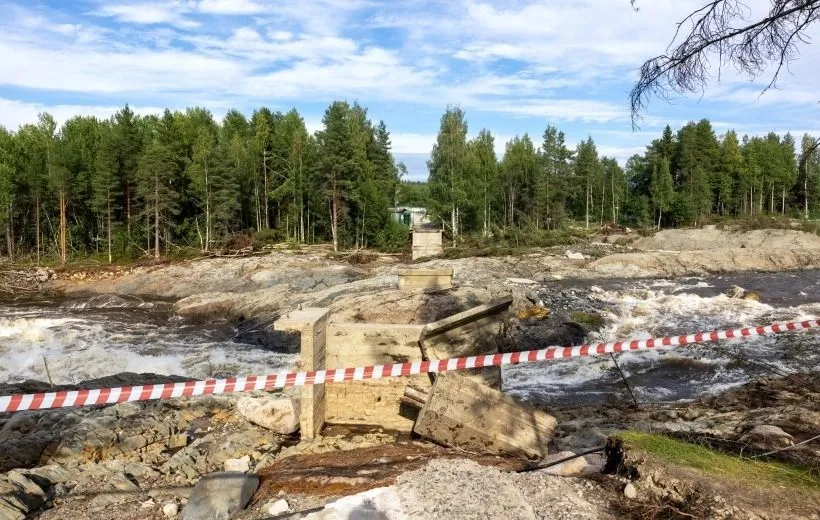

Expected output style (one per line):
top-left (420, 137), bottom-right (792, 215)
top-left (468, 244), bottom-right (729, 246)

top-left (1, 319), bottom-right (818, 413)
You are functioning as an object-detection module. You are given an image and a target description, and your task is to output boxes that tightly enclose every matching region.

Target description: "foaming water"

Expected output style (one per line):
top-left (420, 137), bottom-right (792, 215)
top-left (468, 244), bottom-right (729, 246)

top-left (504, 270), bottom-right (820, 407)
top-left (0, 298), bottom-right (296, 385)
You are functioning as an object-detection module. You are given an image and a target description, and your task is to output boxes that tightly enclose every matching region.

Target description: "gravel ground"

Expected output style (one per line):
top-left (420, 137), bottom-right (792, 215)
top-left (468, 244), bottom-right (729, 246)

top-left (303, 458), bottom-right (617, 520)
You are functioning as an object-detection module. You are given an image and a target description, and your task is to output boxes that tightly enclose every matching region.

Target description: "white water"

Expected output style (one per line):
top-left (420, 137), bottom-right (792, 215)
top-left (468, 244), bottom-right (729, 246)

top-left (0, 298), bottom-right (296, 385)
top-left (2, 272), bottom-right (818, 404)
top-left (504, 272), bottom-right (820, 406)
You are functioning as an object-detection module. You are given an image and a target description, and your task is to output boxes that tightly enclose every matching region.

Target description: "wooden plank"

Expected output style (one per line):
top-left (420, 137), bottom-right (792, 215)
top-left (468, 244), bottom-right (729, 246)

top-left (413, 373), bottom-right (557, 460)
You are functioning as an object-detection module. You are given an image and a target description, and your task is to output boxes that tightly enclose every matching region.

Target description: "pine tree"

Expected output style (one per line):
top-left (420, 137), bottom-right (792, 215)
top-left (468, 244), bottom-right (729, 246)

top-left (573, 138), bottom-right (602, 229)
top-left (601, 157), bottom-right (626, 224)
top-left (318, 101), bottom-right (355, 252)
top-left (137, 140), bottom-right (179, 259)
top-left (650, 157), bottom-right (674, 229)
top-left (210, 135), bottom-right (240, 242)
top-left (468, 130), bottom-right (498, 236)
top-left (428, 107), bottom-right (469, 243)
top-left (717, 131), bottom-right (743, 215)
top-left (113, 106), bottom-right (141, 242)
top-left (0, 127), bottom-right (15, 260)
top-left (188, 127), bottom-right (218, 251)
top-left (540, 126), bottom-right (572, 229)
top-left (780, 133), bottom-right (797, 214)
top-left (500, 135), bottom-right (537, 227)
top-left (93, 122), bottom-right (120, 262)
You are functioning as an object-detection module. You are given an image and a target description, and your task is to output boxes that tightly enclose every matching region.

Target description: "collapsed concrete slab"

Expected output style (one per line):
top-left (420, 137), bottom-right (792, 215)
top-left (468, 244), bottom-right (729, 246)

top-left (407, 373), bottom-right (557, 460)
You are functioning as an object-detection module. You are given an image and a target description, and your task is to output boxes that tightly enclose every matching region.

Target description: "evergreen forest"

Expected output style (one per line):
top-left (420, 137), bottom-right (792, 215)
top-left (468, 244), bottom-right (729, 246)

top-left (1, 103), bottom-right (819, 264)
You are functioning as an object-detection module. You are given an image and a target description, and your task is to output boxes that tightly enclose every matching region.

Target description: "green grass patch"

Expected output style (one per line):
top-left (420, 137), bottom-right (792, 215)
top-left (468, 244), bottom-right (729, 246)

top-left (570, 311), bottom-right (605, 330)
top-left (619, 431), bottom-right (820, 491)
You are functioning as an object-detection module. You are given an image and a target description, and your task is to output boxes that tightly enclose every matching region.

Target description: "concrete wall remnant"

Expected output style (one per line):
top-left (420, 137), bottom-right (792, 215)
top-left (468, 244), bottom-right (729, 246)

top-left (398, 268), bottom-right (453, 290)
top-left (274, 308), bottom-right (330, 439)
top-left (411, 229), bottom-right (443, 260)
top-left (274, 297), bottom-right (512, 438)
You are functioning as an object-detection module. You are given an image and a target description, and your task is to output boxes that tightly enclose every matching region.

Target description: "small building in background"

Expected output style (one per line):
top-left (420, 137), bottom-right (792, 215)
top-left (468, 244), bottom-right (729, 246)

top-left (389, 206), bottom-right (442, 259)
top-left (391, 206), bottom-right (431, 228)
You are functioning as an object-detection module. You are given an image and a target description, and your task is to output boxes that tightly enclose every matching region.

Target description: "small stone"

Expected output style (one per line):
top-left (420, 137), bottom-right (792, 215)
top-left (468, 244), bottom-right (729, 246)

top-left (168, 433), bottom-right (189, 449)
top-left (87, 473), bottom-right (142, 513)
top-left (141, 499), bottom-right (156, 508)
top-left (236, 397), bottom-right (300, 434)
top-left (264, 498), bottom-right (289, 516)
top-left (506, 277), bottom-right (537, 285)
top-left (536, 451), bottom-right (589, 477)
top-left (180, 472), bottom-right (259, 520)
top-left (565, 251), bottom-right (585, 260)
top-left (224, 456), bottom-right (251, 473)
top-left (163, 502), bottom-right (179, 518)
top-left (623, 482), bottom-right (637, 499)
top-left (742, 290), bottom-right (761, 302)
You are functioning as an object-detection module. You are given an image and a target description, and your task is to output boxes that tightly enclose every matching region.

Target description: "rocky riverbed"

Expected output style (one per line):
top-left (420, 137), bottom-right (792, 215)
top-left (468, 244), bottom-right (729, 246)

top-left (1, 371), bottom-right (817, 519)
top-left (2, 228), bottom-right (820, 519)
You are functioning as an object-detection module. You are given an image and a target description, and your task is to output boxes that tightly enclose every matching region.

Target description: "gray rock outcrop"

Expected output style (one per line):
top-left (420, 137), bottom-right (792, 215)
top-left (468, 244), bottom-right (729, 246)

top-left (180, 472), bottom-right (259, 520)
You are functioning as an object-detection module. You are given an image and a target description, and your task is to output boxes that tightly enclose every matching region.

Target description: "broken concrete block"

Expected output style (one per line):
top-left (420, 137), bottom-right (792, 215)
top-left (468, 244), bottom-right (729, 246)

top-left (410, 373), bottom-right (557, 460)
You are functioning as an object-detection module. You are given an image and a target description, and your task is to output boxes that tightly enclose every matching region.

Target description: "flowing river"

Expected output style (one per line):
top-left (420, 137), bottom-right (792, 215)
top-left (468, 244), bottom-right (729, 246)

top-left (504, 270), bottom-right (820, 406)
top-left (1, 271), bottom-right (819, 407)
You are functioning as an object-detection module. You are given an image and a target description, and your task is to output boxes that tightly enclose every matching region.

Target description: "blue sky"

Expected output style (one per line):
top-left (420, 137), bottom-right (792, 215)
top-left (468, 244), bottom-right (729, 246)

top-left (1, 0), bottom-right (819, 180)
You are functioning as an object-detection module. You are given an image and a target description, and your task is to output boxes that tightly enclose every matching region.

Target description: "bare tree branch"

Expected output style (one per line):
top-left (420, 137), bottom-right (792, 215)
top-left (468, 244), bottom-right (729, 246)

top-left (631, 0), bottom-right (820, 128)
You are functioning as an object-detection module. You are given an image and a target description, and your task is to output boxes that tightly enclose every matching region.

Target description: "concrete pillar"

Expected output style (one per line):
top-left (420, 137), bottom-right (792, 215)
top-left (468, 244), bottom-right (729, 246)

top-left (274, 308), bottom-right (330, 439)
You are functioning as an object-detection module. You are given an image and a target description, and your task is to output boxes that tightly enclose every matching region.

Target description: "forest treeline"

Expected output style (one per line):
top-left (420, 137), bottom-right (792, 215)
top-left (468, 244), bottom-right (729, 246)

top-left (427, 108), bottom-right (820, 240)
top-left (1, 103), bottom-right (819, 264)
top-left (0, 102), bottom-right (406, 264)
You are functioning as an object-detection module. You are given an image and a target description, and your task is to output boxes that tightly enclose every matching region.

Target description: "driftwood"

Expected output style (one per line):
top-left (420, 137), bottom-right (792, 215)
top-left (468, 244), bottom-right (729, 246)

top-left (0, 268), bottom-right (46, 294)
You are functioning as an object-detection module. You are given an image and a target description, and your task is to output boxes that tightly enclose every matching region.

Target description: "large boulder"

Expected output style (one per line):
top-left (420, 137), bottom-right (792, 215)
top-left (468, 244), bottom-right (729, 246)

top-left (236, 396), bottom-right (300, 434)
top-left (181, 472), bottom-right (259, 520)
top-left (723, 285), bottom-right (761, 302)
top-left (739, 425), bottom-right (794, 451)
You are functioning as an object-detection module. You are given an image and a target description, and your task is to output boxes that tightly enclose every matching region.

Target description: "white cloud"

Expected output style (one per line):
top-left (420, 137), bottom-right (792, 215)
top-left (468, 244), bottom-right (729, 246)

top-left (390, 132), bottom-right (436, 154)
top-left (0, 40), bottom-right (247, 95)
top-left (198, 0), bottom-right (265, 15)
top-left (4, 0), bottom-right (820, 152)
top-left (183, 29), bottom-right (359, 63)
top-left (268, 30), bottom-right (293, 41)
top-left (596, 145), bottom-right (646, 163)
top-left (480, 99), bottom-right (628, 123)
top-left (246, 47), bottom-right (439, 101)
top-left (94, 3), bottom-right (198, 28)
top-left (0, 98), bottom-right (165, 130)
top-left (93, 0), bottom-right (266, 27)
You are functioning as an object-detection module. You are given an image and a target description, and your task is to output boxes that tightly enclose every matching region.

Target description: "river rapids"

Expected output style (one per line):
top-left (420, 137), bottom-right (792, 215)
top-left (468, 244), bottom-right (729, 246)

top-left (1, 270), bottom-right (818, 407)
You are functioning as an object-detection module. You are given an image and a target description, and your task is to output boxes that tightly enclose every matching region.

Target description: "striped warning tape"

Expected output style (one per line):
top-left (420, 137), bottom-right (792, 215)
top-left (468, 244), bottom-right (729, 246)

top-left (1, 319), bottom-right (817, 413)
